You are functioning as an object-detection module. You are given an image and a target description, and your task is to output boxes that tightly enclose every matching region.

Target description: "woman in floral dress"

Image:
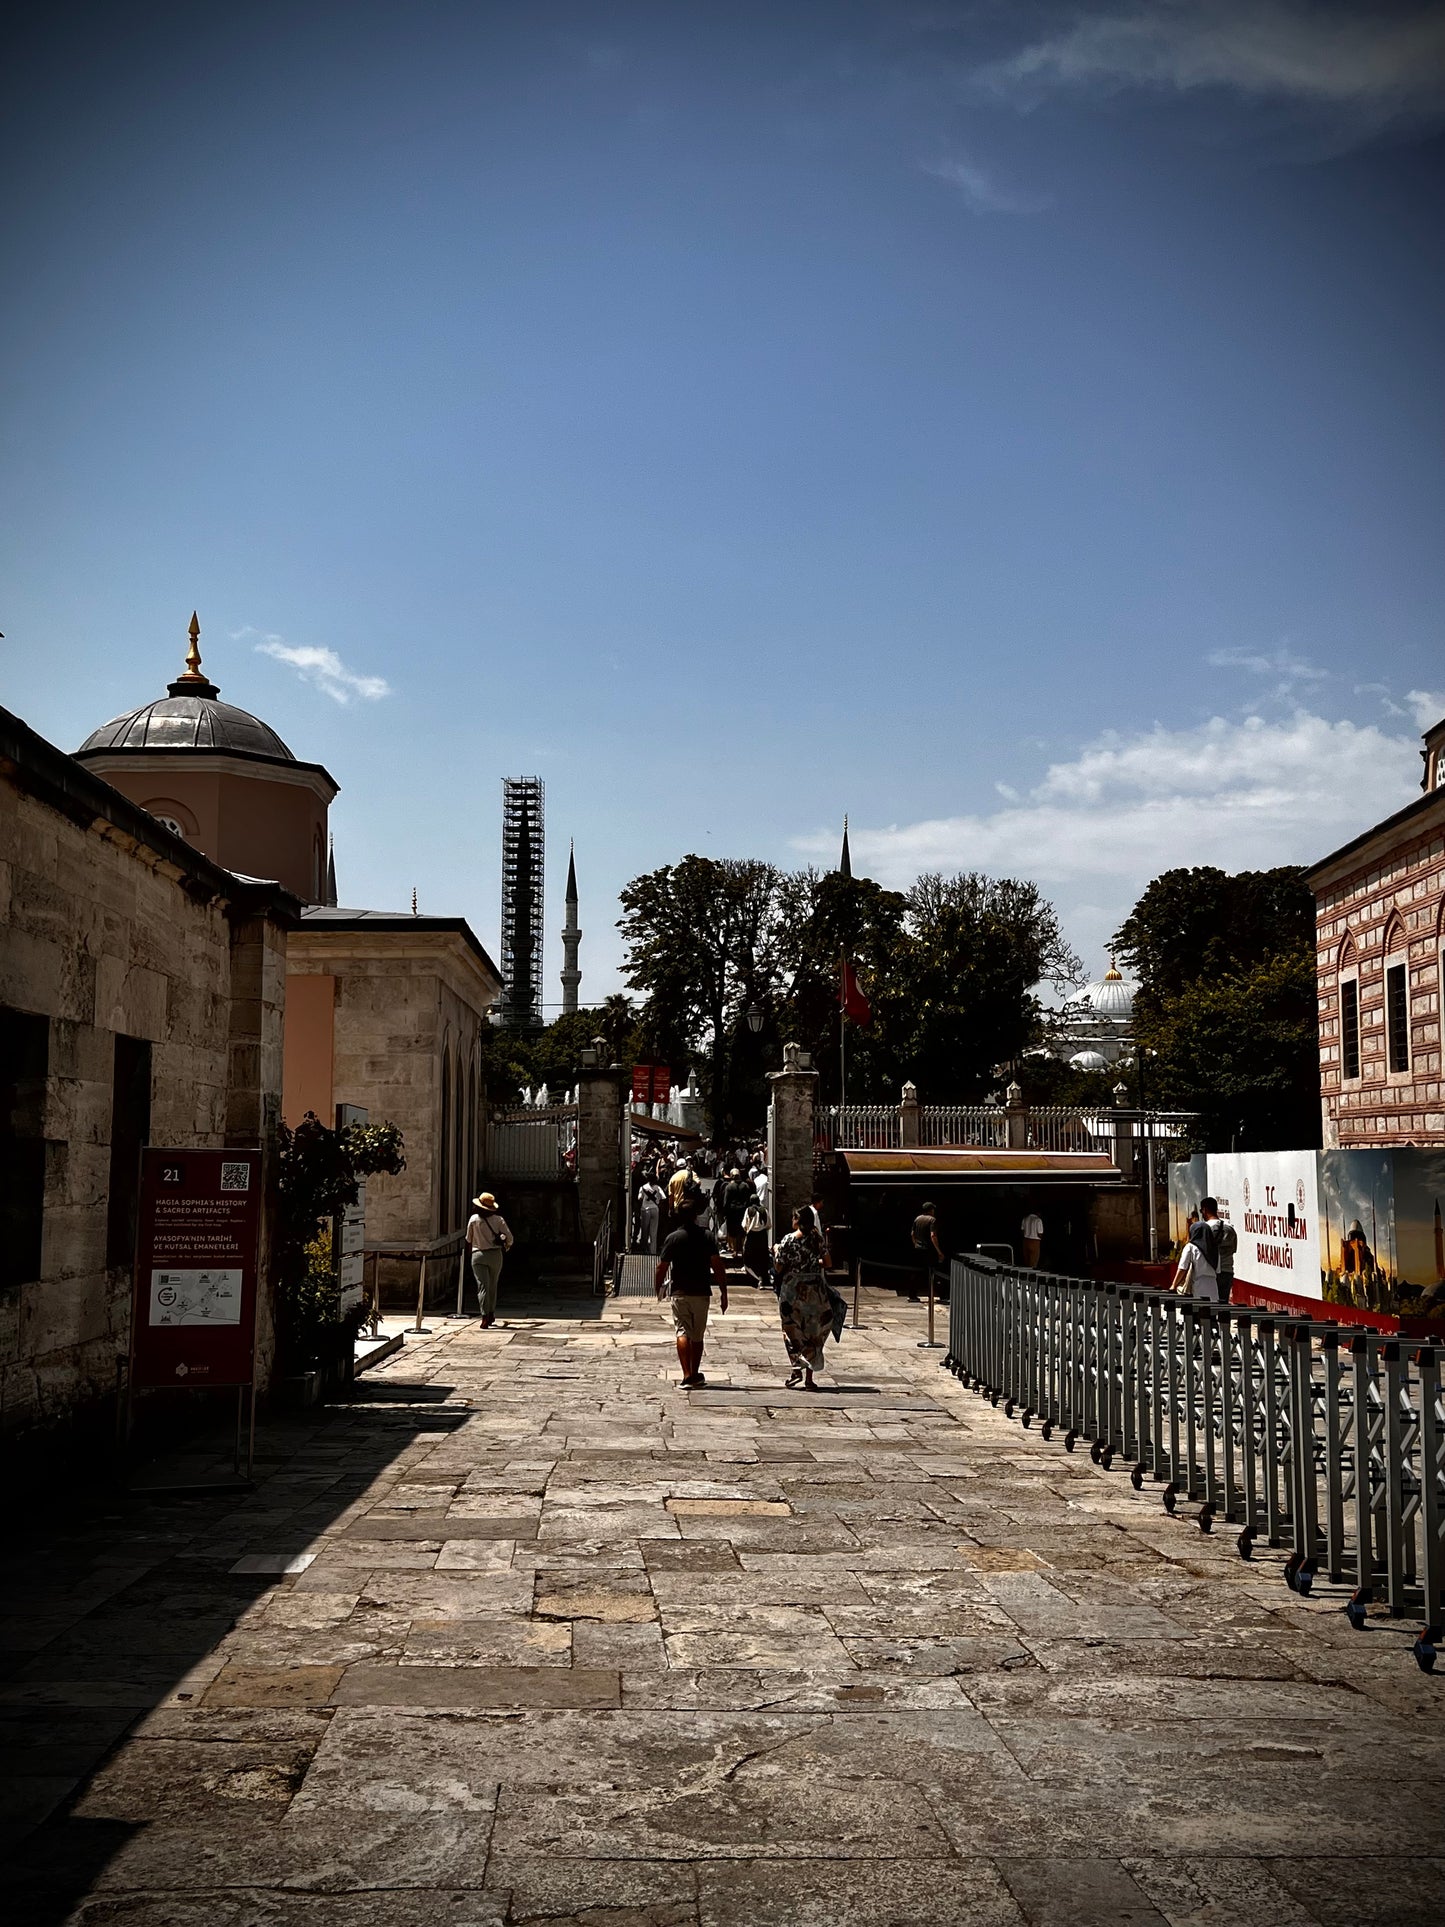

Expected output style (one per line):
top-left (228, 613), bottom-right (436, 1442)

top-left (773, 1206), bottom-right (844, 1390)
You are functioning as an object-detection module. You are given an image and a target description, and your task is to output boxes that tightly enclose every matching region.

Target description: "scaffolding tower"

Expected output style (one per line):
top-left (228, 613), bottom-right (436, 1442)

top-left (500, 776), bottom-right (545, 1030)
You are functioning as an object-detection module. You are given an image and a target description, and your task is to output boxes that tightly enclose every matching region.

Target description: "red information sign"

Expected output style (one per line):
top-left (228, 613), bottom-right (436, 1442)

top-left (130, 1147), bottom-right (263, 1390)
top-left (631, 1065), bottom-right (672, 1105)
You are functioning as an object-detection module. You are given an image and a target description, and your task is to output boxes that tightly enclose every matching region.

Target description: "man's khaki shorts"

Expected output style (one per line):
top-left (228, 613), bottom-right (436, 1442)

top-left (669, 1293), bottom-right (710, 1341)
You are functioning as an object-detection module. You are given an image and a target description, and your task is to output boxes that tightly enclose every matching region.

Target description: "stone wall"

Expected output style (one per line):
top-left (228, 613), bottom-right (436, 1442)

top-left (0, 708), bottom-right (294, 1440)
top-left (283, 926), bottom-right (499, 1248)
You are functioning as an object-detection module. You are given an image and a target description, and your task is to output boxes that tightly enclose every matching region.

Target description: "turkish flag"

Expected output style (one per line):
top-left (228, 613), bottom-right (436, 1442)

top-left (839, 957), bottom-right (872, 1026)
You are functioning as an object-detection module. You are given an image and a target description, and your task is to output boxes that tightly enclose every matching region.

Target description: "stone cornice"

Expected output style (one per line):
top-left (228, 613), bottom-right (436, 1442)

top-left (74, 745), bottom-right (339, 803)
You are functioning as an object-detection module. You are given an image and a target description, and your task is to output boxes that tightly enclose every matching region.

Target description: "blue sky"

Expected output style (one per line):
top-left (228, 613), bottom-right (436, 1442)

top-left (3, 1), bottom-right (1443, 1002)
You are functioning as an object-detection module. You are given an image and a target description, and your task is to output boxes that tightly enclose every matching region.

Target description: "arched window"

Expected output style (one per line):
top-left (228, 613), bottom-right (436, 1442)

top-left (1383, 915), bottom-right (1409, 1075)
top-left (1337, 932), bottom-right (1360, 1083)
top-left (465, 1042), bottom-right (479, 1205)
top-left (439, 1042), bottom-right (453, 1234)
top-left (452, 1049), bottom-right (465, 1233)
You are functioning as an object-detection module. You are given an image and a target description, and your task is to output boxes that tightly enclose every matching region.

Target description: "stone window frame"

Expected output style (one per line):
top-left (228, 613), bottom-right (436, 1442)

top-left (1382, 912), bottom-right (1410, 1079)
top-left (1337, 932), bottom-right (1361, 1086)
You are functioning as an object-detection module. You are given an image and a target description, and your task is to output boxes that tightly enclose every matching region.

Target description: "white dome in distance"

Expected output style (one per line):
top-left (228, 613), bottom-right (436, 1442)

top-left (1069, 1050), bottom-right (1109, 1072)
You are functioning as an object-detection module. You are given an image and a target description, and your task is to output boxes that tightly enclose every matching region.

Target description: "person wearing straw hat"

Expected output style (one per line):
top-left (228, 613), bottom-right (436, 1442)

top-left (465, 1191), bottom-right (514, 1327)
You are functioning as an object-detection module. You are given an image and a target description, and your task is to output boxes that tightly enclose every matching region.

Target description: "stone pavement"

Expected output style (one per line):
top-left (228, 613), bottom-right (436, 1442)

top-left (2, 1283), bottom-right (1442, 1926)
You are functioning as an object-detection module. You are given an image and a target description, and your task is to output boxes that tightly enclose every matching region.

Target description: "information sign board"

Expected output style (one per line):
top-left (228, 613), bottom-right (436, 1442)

top-left (130, 1147), bottom-right (262, 1389)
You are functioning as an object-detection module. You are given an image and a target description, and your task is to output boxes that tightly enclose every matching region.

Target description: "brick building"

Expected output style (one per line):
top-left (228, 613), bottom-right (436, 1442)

top-left (1306, 712), bottom-right (1445, 1147)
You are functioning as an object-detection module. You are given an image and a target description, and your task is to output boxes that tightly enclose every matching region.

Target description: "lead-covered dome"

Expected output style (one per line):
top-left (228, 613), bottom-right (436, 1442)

top-left (79, 692), bottom-right (295, 761)
top-left (76, 613), bottom-right (295, 763)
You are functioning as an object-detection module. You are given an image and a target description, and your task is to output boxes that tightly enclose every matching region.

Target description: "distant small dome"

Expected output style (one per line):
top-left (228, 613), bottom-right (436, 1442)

top-left (75, 612), bottom-right (296, 763)
top-left (1071, 962), bottom-right (1135, 1019)
top-left (1070, 1050), bottom-right (1109, 1072)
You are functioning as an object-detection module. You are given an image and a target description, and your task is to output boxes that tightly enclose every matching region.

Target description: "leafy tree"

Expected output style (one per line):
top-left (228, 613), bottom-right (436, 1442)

top-left (480, 997), bottom-right (644, 1106)
top-left (1112, 865), bottom-right (1319, 1150)
top-left (618, 856), bottom-right (789, 1132)
top-left (1112, 866), bottom-right (1314, 1001)
top-left (872, 874), bottom-right (1082, 1100)
top-left (617, 855), bottom-right (1080, 1119)
top-left (274, 1113), bottom-right (406, 1370)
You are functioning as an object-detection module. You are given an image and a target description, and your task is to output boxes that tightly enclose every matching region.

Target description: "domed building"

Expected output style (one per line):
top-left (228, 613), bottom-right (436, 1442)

top-left (74, 616), bottom-right (502, 1265)
top-left (75, 615), bottom-right (338, 903)
top-left (1053, 962), bottom-right (1137, 1069)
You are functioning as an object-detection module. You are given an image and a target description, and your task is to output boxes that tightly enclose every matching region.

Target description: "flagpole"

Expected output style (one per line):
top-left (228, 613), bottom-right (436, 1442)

top-left (839, 952), bottom-right (847, 1114)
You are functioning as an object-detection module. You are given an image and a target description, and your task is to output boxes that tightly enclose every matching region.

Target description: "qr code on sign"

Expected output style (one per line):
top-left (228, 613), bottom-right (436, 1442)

top-left (220, 1161), bottom-right (251, 1192)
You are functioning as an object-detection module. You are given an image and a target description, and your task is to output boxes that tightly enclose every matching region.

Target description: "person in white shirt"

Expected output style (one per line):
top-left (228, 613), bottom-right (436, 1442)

top-left (1172, 1197), bottom-right (1222, 1303)
top-left (1020, 1211), bottom-right (1044, 1268)
top-left (465, 1191), bottom-right (514, 1327)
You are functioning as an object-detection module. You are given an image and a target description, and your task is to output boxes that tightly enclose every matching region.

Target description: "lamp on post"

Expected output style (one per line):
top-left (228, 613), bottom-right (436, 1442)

top-left (745, 1001), bottom-right (764, 1035)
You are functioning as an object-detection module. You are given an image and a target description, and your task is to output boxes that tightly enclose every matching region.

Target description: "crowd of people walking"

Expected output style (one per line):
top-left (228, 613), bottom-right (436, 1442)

top-left (640, 1141), bottom-right (850, 1391)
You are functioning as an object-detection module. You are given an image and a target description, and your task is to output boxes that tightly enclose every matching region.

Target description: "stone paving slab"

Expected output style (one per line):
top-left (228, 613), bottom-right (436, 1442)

top-left (1, 1285), bottom-right (1442, 1925)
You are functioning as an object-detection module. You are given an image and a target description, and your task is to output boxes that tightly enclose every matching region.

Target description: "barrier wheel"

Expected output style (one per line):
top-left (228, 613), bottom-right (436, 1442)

top-left (1283, 1551), bottom-right (1304, 1593)
top-left (1412, 1636), bottom-right (1437, 1674)
top-left (1344, 1590), bottom-right (1369, 1631)
top-left (1089, 1441), bottom-right (1102, 1465)
top-left (1237, 1528), bottom-right (1255, 1561)
top-left (1100, 1447), bottom-right (1114, 1471)
top-left (1021, 1408), bottom-right (1032, 1429)
top-left (1296, 1560), bottom-right (1317, 1599)
top-left (1004, 1400), bottom-right (1014, 1418)
top-left (1063, 1430), bottom-right (1076, 1453)
top-left (1162, 1484), bottom-right (1177, 1514)
top-left (1040, 1422), bottom-right (1053, 1441)
top-left (1198, 1506), bottom-right (1214, 1535)
top-left (990, 1391), bottom-right (1001, 1407)
top-left (1130, 1464), bottom-right (1144, 1491)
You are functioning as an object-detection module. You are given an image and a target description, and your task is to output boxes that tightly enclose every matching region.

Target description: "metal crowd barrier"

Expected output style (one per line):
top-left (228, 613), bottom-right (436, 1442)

top-left (947, 1255), bottom-right (1445, 1670)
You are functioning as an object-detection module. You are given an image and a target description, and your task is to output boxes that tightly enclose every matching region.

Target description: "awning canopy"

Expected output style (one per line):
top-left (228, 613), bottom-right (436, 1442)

top-left (839, 1148), bottom-right (1124, 1186)
top-left (630, 1111), bottom-right (704, 1144)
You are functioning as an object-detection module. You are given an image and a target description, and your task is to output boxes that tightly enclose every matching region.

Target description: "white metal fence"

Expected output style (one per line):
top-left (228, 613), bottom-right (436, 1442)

top-left (485, 1106), bottom-right (575, 1179)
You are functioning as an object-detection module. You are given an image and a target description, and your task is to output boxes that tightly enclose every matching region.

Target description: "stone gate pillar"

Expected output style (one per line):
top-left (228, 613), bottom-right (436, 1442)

top-left (576, 1038), bottom-right (627, 1245)
top-left (900, 1081), bottom-right (920, 1148)
top-left (767, 1042), bottom-right (819, 1235)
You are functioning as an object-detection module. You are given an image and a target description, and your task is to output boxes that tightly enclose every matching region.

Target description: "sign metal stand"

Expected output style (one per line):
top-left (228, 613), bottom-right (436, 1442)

top-left (123, 1146), bottom-right (263, 1491)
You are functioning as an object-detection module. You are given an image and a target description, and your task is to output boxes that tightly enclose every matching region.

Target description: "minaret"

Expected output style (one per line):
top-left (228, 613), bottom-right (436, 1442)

top-left (560, 841), bottom-right (582, 1015)
top-left (839, 815), bottom-right (852, 879)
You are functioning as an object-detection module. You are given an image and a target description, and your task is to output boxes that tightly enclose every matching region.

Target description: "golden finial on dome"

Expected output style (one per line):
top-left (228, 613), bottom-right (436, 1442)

top-left (177, 611), bottom-right (206, 683)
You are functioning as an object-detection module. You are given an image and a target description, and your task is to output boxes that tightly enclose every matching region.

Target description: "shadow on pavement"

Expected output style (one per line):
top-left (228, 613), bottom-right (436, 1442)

top-left (0, 1376), bottom-right (470, 1925)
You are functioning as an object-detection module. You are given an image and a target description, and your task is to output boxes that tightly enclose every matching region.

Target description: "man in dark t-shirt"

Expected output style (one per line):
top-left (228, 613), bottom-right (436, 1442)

top-left (910, 1202), bottom-right (944, 1303)
top-left (655, 1208), bottom-right (729, 1389)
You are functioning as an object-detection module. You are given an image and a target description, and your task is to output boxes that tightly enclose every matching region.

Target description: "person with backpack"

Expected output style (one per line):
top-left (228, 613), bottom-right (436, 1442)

top-left (1172, 1195), bottom-right (1229, 1303)
top-left (1214, 1210), bottom-right (1238, 1303)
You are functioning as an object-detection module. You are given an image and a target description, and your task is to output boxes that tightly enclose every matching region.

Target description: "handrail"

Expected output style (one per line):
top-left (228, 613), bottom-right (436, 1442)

top-left (592, 1202), bottom-right (614, 1296)
top-left (944, 1255), bottom-right (1445, 1666)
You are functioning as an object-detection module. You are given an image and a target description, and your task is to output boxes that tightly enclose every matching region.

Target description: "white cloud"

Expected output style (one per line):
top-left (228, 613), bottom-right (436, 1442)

top-left (1407, 688), bottom-right (1445, 730)
top-left (985, 3), bottom-right (1445, 119)
top-left (1207, 643), bottom-right (1328, 705)
top-left (921, 153), bottom-right (1052, 214)
top-left (794, 705), bottom-right (1424, 968)
top-left (236, 629), bottom-right (391, 705)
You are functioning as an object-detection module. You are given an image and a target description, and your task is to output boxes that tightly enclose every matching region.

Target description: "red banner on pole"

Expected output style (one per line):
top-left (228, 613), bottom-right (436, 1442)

top-left (130, 1147), bottom-right (263, 1390)
top-left (632, 1065), bottom-right (672, 1105)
